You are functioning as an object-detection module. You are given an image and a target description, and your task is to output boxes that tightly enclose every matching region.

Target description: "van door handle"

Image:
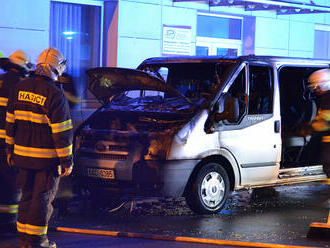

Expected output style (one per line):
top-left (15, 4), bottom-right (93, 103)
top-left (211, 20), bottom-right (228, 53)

top-left (274, 120), bottom-right (280, 133)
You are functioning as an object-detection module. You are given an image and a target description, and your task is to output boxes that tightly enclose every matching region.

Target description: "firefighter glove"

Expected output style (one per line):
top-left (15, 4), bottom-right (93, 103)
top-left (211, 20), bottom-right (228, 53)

top-left (58, 164), bottom-right (73, 177)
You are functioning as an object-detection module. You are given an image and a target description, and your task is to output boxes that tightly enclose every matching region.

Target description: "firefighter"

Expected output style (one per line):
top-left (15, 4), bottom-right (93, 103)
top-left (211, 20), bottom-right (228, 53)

top-left (5, 47), bottom-right (73, 248)
top-left (0, 50), bottom-right (31, 233)
top-left (308, 68), bottom-right (330, 178)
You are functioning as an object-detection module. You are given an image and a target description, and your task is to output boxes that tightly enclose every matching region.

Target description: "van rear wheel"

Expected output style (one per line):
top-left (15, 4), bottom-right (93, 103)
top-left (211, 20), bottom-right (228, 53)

top-left (186, 162), bottom-right (230, 214)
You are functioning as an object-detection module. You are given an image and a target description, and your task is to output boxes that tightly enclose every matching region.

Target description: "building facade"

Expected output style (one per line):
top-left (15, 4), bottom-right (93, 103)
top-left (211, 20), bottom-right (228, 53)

top-left (106, 0), bottom-right (330, 68)
top-left (1, 0), bottom-right (330, 102)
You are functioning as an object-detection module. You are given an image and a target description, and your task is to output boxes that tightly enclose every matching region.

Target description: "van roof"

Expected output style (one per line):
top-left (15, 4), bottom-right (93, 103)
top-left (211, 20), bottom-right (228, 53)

top-left (139, 55), bottom-right (330, 67)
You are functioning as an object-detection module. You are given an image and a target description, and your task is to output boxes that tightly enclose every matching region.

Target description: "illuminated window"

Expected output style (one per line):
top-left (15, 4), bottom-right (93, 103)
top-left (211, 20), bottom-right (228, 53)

top-left (50, 0), bottom-right (103, 104)
top-left (196, 13), bottom-right (243, 56)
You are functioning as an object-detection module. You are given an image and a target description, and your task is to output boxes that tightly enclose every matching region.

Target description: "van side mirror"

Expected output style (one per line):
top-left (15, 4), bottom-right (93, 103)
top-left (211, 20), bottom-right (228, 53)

top-left (215, 95), bottom-right (240, 123)
top-left (204, 94), bottom-right (240, 134)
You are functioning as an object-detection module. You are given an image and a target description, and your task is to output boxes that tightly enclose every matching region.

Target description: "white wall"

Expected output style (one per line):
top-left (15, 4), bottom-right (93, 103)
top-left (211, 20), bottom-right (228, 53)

top-left (255, 17), bottom-right (290, 56)
top-left (116, 0), bottom-right (200, 68)
top-left (253, 0), bottom-right (330, 57)
top-left (117, 0), bottom-right (162, 68)
top-left (0, 0), bottom-right (50, 63)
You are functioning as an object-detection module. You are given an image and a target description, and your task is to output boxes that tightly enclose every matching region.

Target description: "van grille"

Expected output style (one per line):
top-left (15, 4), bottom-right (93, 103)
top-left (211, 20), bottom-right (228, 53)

top-left (80, 151), bottom-right (128, 161)
top-left (109, 145), bottom-right (128, 151)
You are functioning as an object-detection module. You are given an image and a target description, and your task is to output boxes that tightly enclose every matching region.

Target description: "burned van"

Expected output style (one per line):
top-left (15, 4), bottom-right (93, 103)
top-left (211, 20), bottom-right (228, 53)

top-left (74, 55), bottom-right (329, 214)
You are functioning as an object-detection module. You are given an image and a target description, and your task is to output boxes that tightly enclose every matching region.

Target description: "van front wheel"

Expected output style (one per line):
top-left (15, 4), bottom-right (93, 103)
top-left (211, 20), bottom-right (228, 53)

top-left (186, 162), bottom-right (230, 214)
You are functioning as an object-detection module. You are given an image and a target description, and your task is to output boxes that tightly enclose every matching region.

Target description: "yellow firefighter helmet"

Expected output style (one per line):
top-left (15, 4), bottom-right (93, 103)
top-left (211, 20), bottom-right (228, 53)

top-left (9, 50), bottom-right (32, 71)
top-left (308, 68), bottom-right (330, 93)
top-left (37, 47), bottom-right (66, 76)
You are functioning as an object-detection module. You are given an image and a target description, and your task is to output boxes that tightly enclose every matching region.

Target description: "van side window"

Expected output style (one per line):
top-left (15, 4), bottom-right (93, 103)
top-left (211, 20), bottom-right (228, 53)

top-left (227, 66), bottom-right (247, 120)
top-left (248, 65), bottom-right (273, 115)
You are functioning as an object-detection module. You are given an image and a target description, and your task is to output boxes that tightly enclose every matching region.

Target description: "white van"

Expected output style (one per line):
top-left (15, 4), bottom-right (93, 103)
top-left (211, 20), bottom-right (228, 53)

top-left (74, 55), bottom-right (329, 214)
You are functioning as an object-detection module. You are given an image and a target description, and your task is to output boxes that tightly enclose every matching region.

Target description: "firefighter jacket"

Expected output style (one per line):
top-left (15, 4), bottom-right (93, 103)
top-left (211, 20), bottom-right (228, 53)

top-left (0, 60), bottom-right (27, 149)
top-left (5, 74), bottom-right (73, 170)
top-left (311, 92), bottom-right (330, 143)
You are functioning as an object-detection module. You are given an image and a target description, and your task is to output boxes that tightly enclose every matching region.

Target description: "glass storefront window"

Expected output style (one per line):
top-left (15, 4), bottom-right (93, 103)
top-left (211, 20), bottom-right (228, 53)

top-left (196, 13), bottom-right (243, 56)
top-left (50, 1), bottom-right (102, 104)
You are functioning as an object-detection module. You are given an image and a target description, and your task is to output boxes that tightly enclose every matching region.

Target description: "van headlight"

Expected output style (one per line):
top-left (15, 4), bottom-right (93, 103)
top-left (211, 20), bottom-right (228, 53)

top-left (175, 123), bottom-right (192, 144)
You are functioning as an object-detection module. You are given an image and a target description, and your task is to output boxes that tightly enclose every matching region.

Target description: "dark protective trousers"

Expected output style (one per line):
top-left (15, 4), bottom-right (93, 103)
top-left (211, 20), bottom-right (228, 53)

top-left (0, 151), bottom-right (20, 231)
top-left (16, 168), bottom-right (60, 242)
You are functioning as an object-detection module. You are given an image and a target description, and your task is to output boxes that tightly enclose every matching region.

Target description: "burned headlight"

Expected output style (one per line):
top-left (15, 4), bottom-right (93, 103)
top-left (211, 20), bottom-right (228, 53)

top-left (144, 139), bottom-right (168, 160)
top-left (143, 131), bottom-right (175, 161)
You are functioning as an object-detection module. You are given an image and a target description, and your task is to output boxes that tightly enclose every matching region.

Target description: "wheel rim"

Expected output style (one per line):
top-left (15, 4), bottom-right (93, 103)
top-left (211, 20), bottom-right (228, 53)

top-left (200, 171), bottom-right (225, 208)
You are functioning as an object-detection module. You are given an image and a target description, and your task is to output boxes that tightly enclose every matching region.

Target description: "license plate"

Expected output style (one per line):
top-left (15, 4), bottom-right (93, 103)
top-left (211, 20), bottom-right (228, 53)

top-left (87, 168), bottom-right (115, 179)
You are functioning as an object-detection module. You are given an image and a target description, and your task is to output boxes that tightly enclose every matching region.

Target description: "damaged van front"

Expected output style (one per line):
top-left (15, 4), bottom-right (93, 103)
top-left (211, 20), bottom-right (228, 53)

top-left (74, 60), bottom-right (235, 213)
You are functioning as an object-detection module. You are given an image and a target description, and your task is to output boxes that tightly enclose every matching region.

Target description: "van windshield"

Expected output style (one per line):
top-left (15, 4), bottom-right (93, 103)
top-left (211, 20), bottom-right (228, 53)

top-left (140, 62), bottom-right (234, 101)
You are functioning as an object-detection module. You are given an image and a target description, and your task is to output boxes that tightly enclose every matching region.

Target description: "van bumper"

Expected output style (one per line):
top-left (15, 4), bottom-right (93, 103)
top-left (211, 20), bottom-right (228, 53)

top-left (75, 158), bottom-right (199, 198)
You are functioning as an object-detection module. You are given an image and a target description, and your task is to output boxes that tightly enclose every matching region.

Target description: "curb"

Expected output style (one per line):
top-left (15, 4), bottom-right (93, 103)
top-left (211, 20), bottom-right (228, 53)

top-left (54, 226), bottom-right (320, 248)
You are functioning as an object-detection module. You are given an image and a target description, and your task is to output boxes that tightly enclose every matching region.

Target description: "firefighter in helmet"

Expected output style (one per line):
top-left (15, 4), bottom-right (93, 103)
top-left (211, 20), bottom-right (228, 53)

top-left (5, 47), bottom-right (73, 248)
top-left (0, 50), bottom-right (32, 233)
top-left (308, 68), bottom-right (330, 178)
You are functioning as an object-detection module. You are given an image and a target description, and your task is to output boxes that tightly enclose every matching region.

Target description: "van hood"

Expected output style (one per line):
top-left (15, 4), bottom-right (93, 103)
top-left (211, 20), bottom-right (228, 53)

top-left (86, 67), bottom-right (192, 105)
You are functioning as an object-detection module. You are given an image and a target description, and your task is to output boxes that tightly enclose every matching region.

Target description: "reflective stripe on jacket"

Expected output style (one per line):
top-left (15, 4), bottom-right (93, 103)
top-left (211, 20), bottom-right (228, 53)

top-left (17, 221), bottom-right (48, 235)
top-left (0, 204), bottom-right (18, 214)
top-left (5, 75), bottom-right (73, 170)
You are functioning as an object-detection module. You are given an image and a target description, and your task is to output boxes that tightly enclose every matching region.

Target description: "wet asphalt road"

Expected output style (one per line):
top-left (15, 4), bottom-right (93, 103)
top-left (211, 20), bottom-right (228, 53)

top-left (0, 232), bottom-right (252, 248)
top-left (0, 182), bottom-right (329, 248)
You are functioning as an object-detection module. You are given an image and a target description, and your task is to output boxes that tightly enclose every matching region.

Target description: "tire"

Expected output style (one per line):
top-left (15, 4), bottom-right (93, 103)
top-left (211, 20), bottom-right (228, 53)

top-left (186, 162), bottom-right (230, 214)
